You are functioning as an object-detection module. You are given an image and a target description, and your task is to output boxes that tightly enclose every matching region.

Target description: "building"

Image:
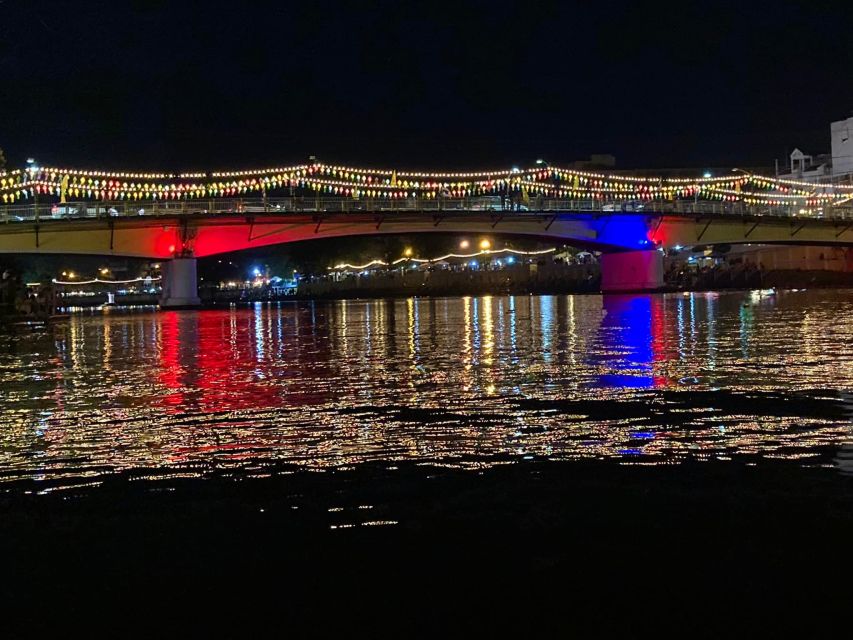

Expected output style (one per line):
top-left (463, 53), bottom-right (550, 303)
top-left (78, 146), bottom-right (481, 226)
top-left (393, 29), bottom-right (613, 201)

top-left (780, 148), bottom-right (832, 181)
top-left (831, 115), bottom-right (853, 179)
top-left (776, 113), bottom-right (853, 183)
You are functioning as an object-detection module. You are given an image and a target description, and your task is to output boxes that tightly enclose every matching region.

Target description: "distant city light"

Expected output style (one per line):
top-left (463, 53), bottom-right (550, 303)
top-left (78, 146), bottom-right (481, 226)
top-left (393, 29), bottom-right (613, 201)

top-left (703, 171), bottom-right (712, 178)
top-left (459, 240), bottom-right (470, 249)
top-left (253, 268), bottom-right (261, 277)
top-left (479, 239), bottom-right (491, 250)
top-left (469, 260), bottom-right (478, 268)
top-left (507, 257), bottom-right (515, 264)
top-left (404, 248), bottom-right (413, 257)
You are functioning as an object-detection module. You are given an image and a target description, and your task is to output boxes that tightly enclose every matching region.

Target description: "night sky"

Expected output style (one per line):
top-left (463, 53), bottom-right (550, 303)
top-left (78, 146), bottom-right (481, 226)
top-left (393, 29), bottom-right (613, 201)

top-left (2, 0), bottom-right (852, 172)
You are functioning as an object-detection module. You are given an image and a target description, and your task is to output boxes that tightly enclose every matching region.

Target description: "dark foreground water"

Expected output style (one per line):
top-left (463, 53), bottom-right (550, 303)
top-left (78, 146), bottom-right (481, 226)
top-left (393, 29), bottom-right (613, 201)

top-left (1, 290), bottom-right (852, 486)
top-left (3, 291), bottom-right (853, 635)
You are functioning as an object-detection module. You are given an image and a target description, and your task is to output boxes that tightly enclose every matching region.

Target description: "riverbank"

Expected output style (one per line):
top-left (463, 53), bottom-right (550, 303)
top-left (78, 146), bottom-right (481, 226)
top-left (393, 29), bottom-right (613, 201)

top-left (49, 270), bottom-right (853, 308)
top-left (3, 457), bottom-right (852, 635)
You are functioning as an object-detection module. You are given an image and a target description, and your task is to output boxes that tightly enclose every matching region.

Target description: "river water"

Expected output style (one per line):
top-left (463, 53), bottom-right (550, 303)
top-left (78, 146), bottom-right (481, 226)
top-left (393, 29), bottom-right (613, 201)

top-left (1, 290), bottom-right (852, 489)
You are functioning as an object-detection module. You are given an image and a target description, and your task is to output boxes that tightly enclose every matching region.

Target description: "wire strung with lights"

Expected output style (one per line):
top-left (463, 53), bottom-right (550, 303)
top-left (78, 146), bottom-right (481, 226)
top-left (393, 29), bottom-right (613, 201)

top-left (4, 162), bottom-right (853, 211)
top-left (330, 247), bottom-right (557, 271)
top-left (51, 275), bottom-right (163, 286)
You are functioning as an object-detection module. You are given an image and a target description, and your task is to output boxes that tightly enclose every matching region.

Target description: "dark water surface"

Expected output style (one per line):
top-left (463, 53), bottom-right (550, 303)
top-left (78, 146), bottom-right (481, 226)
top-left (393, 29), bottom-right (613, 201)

top-left (2, 289), bottom-right (852, 490)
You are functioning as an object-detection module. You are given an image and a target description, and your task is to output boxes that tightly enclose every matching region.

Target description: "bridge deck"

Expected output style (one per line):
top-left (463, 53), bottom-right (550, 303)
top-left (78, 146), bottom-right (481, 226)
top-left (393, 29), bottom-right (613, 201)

top-left (3, 196), bottom-right (852, 223)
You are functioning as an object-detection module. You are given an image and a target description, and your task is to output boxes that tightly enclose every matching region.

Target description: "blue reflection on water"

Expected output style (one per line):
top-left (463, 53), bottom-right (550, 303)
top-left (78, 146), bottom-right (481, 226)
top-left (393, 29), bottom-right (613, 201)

top-left (594, 295), bottom-right (655, 388)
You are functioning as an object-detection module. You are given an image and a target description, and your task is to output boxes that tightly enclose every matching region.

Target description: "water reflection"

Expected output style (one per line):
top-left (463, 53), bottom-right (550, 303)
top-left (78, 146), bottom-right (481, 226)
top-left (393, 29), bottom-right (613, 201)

top-left (593, 295), bottom-right (658, 388)
top-left (1, 290), bottom-right (852, 487)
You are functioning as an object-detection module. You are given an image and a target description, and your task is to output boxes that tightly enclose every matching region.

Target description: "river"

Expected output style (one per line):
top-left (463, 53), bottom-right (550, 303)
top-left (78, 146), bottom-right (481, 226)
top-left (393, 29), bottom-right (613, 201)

top-left (2, 289), bottom-right (852, 489)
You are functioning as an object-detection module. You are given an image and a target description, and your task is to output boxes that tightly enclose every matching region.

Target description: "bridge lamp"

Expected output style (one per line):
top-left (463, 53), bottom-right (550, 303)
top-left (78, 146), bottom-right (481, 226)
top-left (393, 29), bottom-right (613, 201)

top-left (479, 239), bottom-right (491, 251)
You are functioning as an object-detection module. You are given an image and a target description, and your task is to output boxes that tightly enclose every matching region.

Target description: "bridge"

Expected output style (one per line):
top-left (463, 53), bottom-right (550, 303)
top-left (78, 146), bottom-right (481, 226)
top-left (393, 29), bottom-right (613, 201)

top-left (2, 162), bottom-right (852, 306)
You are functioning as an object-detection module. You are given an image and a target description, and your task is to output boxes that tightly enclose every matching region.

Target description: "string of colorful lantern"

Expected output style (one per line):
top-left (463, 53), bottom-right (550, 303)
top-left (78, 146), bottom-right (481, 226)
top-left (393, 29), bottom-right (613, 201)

top-left (4, 162), bottom-right (853, 205)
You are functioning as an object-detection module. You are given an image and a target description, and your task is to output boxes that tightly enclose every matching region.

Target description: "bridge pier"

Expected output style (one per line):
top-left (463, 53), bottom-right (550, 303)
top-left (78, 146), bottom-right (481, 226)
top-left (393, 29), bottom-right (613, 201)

top-left (159, 257), bottom-right (201, 309)
top-left (600, 250), bottom-right (664, 293)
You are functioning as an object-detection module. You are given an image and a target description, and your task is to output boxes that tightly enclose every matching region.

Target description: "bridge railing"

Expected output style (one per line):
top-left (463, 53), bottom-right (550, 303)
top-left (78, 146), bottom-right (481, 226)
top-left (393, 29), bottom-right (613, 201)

top-left (2, 196), bottom-right (851, 222)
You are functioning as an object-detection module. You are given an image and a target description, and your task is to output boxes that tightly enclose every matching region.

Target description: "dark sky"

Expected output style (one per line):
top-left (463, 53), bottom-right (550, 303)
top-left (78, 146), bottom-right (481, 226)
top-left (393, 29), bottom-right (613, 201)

top-left (2, 0), bottom-right (852, 171)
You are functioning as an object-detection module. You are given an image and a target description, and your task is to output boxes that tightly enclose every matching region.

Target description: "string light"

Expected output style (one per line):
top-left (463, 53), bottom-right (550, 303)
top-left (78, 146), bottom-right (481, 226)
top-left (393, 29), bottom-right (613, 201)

top-left (330, 247), bottom-right (556, 270)
top-left (51, 276), bottom-right (162, 286)
top-left (3, 161), bottom-right (853, 207)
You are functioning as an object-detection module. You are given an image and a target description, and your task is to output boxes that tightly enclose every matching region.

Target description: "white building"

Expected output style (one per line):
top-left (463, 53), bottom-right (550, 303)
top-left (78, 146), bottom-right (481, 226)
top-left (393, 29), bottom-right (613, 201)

top-left (831, 115), bottom-right (853, 179)
top-left (780, 148), bottom-right (831, 181)
top-left (776, 114), bottom-right (853, 183)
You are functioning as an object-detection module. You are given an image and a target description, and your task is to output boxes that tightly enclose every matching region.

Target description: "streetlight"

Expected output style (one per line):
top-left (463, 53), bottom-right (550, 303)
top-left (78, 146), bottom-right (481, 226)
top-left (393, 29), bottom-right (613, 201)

top-left (404, 248), bottom-right (413, 257)
top-left (479, 239), bottom-right (491, 251)
top-left (459, 240), bottom-right (469, 250)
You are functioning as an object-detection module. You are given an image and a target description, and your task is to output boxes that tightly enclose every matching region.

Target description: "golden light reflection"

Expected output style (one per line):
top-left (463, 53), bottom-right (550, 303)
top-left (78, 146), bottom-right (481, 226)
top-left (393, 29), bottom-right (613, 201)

top-left (0, 291), bottom-right (850, 488)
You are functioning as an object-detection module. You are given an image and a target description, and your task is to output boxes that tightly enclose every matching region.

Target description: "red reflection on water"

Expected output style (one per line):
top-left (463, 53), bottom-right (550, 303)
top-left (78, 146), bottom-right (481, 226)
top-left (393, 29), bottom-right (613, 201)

top-left (154, 309), bottom-right (336, 415)
top-left (157, 311), bottom-right (185, 410)
top-left (650, 296), bottom-right (671, 388)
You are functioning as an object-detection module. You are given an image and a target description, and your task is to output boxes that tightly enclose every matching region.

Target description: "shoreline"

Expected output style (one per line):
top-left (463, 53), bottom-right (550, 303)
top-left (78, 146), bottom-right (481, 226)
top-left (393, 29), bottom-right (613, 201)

top-left (50, 281), bottom-right (853, 310)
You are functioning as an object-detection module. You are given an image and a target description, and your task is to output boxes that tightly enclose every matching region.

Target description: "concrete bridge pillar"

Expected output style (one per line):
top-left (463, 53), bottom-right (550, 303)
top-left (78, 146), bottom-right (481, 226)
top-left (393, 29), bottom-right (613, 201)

top-left (159, 257), bottom-right (201, 309)
top-left (600, 250), bottom-right (664, 293)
